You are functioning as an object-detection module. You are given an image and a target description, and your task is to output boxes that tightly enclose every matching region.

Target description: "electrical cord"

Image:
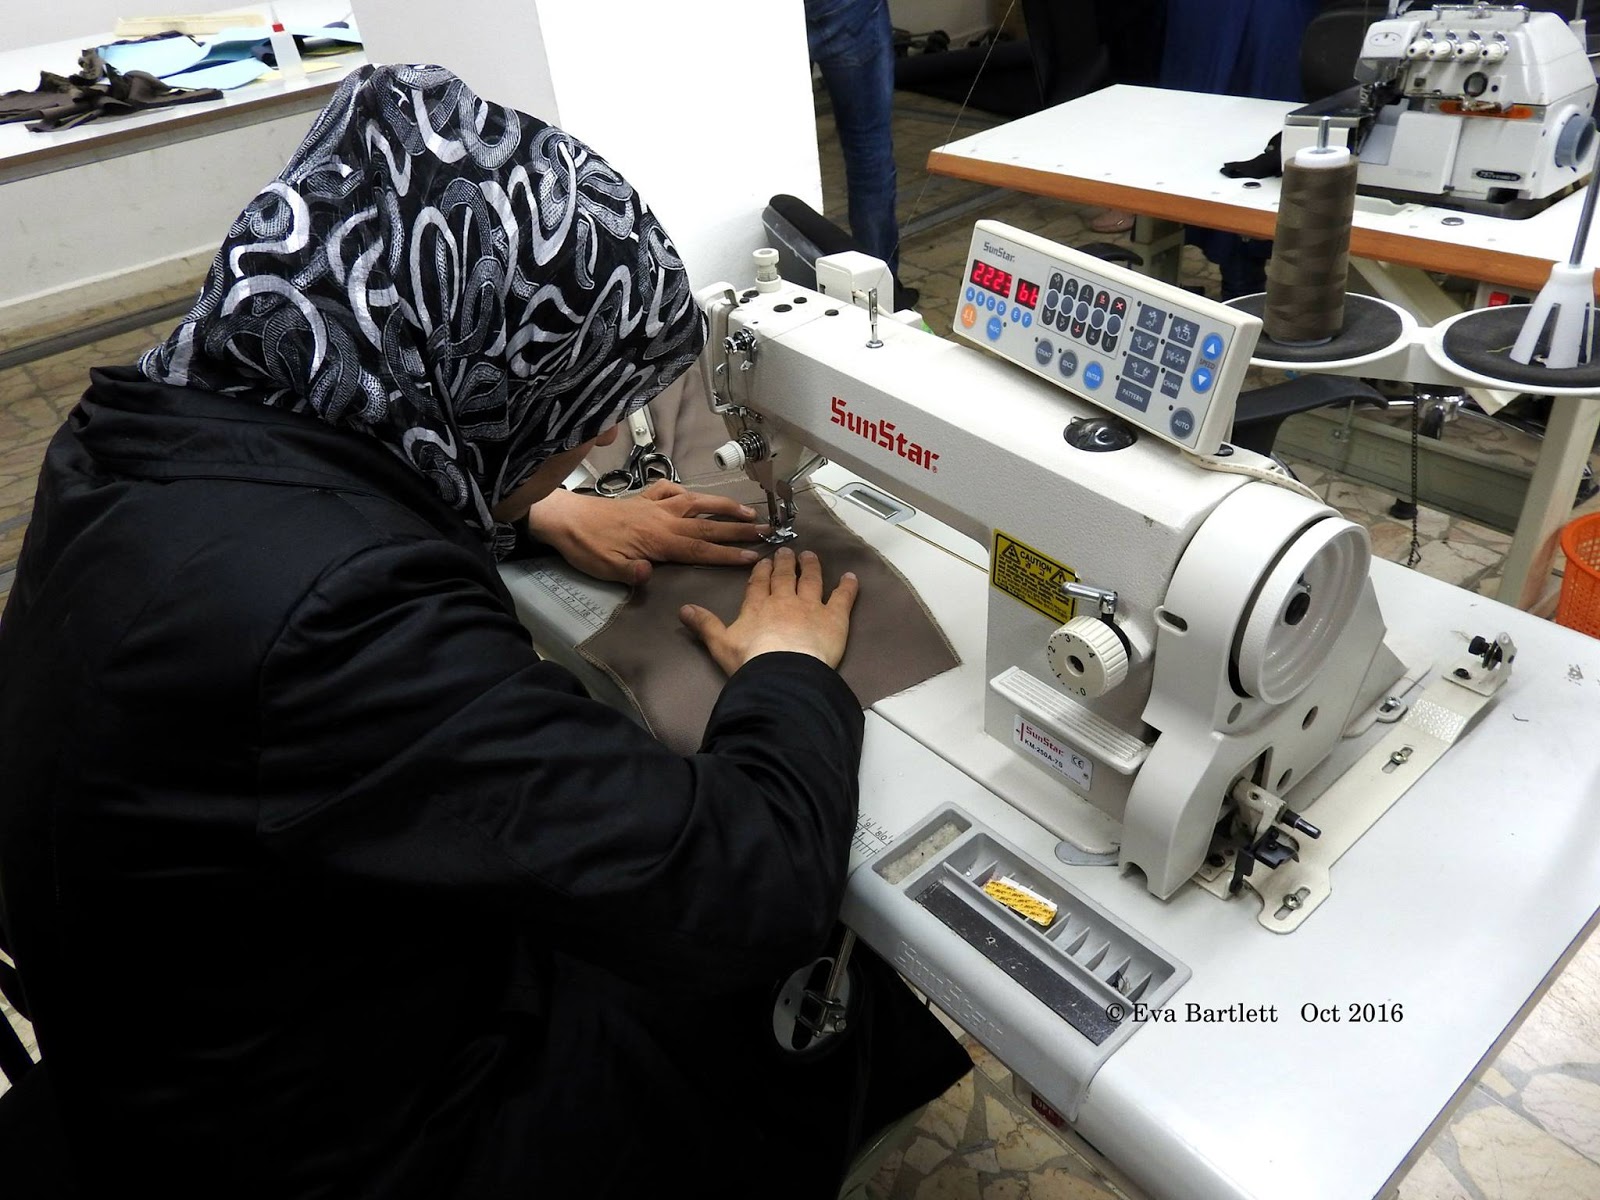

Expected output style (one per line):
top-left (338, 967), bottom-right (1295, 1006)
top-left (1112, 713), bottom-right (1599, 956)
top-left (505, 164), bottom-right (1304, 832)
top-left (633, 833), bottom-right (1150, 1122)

top-left (1184, 450), bottom-right (1326, 503)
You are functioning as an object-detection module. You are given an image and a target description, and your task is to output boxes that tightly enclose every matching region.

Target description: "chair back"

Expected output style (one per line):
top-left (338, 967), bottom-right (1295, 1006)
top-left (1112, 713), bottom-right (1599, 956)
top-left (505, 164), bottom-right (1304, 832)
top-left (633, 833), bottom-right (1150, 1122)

top-left (1301, 5), bottom-right (1380, 102)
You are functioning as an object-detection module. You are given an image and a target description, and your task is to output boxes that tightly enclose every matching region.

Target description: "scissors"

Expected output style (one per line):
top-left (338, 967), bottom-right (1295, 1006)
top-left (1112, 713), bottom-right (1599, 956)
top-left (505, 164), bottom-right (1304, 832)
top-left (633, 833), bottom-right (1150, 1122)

top-left (593, 407), bottom-right (678, 496)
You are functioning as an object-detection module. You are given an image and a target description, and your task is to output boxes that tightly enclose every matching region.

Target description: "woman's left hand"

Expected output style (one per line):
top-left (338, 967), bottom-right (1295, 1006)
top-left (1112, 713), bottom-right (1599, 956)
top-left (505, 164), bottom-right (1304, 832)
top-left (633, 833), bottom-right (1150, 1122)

top-left (525, 480), bottom-right (767, 585)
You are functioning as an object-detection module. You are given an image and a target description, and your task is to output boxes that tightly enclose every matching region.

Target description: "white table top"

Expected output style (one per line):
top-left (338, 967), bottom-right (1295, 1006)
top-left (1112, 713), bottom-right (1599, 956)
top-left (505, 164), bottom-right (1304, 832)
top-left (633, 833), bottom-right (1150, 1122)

top-left (0, 3), bottom-right (364, 184)
top-left (831, 472), bottom-right (1600, 1200)
top-left (929, 83), bottom-right (1594, 290)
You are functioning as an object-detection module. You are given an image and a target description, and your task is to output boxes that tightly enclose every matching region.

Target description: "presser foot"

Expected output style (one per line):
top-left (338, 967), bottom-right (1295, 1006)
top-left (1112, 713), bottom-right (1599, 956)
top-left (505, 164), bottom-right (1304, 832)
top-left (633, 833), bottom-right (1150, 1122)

top-left (759, 486), bottom-right (800, 544)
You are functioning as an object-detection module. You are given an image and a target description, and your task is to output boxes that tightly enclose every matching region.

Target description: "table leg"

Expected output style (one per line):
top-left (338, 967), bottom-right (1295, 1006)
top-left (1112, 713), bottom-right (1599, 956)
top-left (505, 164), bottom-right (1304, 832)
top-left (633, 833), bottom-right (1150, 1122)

top-left (1130, 215), bottom-right (1183, 284)
top-left (1496, 395), bottom-right (1600, 612)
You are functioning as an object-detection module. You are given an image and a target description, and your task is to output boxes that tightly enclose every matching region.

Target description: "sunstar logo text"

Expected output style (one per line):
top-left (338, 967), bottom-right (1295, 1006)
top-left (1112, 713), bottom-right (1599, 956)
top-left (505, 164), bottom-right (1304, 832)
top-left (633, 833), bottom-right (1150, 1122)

top-left (830, 396), bottom-right (941, 471)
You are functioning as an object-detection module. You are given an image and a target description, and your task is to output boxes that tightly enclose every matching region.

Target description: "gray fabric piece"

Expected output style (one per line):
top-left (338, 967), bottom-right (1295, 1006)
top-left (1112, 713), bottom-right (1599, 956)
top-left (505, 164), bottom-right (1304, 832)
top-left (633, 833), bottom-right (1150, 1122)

top-left (578, 485), bottom-right (961, 754)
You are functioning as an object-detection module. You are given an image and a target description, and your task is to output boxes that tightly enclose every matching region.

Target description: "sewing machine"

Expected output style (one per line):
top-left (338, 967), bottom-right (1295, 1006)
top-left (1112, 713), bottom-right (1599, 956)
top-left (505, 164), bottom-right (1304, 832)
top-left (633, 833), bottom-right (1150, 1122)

top-left (499, 222), bottom-right (1600, 1200)
top-left (1283, 2), bottom-right (1596, 216)
top-left (699, 221), bottom-right (1513, 910)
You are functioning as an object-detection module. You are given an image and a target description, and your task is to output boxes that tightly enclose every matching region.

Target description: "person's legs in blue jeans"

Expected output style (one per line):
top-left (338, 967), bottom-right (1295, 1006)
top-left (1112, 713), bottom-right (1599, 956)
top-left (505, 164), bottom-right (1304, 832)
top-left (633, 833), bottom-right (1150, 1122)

top-left (807, 0), bottom-right (900, 274)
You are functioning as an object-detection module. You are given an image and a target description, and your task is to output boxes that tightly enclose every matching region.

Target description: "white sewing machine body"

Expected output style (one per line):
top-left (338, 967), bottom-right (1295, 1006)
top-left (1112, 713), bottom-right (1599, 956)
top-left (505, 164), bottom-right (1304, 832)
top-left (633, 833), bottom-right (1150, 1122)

top-left (499, 224), bottom-right (1600, 1200)
top-left (701, 223), bottom-right (1404, 901)
top-left (1283, 3), bottom-right (1596, 216)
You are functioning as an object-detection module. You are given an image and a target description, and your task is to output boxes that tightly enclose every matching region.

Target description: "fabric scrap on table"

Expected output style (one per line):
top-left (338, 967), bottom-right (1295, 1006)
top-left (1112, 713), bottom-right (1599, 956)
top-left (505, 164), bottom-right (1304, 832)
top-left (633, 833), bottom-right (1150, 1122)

top-left (0, 50), bottom-right (222, 132)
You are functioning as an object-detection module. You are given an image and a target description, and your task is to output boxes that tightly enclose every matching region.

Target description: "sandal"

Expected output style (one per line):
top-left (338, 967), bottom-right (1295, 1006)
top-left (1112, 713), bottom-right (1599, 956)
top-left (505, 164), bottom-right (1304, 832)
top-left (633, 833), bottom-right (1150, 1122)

top-left (1088, 208), bottom-right (1135, 234)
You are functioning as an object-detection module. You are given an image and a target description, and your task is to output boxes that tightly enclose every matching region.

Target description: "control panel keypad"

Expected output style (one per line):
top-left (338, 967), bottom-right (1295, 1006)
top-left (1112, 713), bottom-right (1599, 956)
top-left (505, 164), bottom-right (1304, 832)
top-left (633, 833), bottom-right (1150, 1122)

top-left (955, 221), bottom-right (1256, 451)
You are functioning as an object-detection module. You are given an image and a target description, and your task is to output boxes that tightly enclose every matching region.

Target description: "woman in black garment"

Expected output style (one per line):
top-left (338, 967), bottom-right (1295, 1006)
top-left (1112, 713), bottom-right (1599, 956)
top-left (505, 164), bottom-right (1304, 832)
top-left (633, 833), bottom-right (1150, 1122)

top-left (0, 64), bottom-right (969, 1199)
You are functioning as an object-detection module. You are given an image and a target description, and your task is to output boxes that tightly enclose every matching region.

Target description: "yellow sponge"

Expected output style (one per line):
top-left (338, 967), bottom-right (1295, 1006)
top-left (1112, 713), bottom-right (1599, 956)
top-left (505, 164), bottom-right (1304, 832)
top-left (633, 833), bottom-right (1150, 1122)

top-left (982, 876), bottom-right (1058, 927)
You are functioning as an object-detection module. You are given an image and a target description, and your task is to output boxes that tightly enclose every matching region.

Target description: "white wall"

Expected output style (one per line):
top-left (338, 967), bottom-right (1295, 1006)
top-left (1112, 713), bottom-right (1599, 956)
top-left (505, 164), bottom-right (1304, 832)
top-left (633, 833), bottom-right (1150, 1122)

top-left (2, 0), bottom-right (124, 51)
top-left (353, 0), bottom-right (823, 292)
top-left (0, 2), bottom-right (367, 333)
top-left (2, 113), bottom-right (315, 320)
top-left (0, 1), bottom-right (819, 335)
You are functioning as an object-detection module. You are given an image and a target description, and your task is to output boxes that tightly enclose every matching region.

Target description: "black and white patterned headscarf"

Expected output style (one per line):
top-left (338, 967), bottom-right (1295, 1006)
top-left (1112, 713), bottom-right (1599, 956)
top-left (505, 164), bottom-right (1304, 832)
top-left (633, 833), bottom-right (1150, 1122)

top-left (141, 64), bottom-right (706, 554)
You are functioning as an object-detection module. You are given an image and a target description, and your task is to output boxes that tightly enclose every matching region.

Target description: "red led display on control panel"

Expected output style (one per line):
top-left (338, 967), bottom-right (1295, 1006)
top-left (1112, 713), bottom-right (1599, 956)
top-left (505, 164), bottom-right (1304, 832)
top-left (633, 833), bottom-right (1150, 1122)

top-left (1015, 278), bottom-right (1040, 309)
top-left (969, 258), bottom-right (1014, 298)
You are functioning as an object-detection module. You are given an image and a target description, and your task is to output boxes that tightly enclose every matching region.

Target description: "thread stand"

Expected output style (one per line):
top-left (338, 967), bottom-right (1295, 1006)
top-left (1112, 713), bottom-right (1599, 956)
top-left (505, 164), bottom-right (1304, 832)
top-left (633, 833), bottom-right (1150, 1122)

top-left (1228, 292), bottom-right (1410, 370)
top-left (1432, 304), bottom-right (1600, 392)
top-left (1508, 140), bottom-right (1600, 371)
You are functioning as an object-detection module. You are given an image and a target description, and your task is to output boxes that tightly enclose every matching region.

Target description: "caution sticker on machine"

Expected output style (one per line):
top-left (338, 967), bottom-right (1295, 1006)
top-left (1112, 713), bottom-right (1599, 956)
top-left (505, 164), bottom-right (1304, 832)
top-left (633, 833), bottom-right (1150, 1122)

top-left (990, 530), bottom-right (1076, 623)
top-left (1013, 716), bottom-right (1092, 793)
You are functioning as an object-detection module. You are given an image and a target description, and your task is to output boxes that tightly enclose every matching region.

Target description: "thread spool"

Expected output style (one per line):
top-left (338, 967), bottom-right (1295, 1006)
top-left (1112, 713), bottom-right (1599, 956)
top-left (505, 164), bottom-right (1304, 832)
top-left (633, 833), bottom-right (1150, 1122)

top-left (1263, 139), bottom-right (1358, 347)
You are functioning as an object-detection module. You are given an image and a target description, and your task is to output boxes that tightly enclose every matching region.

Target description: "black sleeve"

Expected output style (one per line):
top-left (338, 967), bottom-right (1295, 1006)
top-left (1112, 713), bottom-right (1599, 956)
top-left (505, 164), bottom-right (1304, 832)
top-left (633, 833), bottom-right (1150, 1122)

top-left (255, 535), bottom-right (864, 994)
top-left (500, 505), bottom-right (559, 561)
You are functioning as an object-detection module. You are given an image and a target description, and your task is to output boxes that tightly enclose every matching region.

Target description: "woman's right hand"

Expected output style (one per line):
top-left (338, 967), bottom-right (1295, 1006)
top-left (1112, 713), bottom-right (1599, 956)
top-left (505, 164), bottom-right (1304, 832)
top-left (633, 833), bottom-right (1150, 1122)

top-left (678, 547), bottom-right (859, 674)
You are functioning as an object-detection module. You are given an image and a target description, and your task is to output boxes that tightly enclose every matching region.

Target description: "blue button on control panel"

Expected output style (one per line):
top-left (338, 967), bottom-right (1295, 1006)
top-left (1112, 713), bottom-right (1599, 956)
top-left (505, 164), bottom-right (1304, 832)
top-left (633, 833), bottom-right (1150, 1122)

top-left (1191, 365), bottom-right (1213, 392)
top-left (1083, 362), bottom-right (1104, 389)
top-left (987, 315), bottom-right (1004, 341)
top-left (1021, 312), bottom-right (1033, 328)
top-left (1201, 333), bottom-right (1224, 360)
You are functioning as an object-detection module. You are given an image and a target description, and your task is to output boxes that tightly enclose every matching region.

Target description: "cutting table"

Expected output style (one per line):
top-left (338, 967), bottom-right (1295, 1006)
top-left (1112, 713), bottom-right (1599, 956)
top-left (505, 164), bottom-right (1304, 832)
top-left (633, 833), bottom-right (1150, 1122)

top-left (502, 460), bottom-right (1600, 1200)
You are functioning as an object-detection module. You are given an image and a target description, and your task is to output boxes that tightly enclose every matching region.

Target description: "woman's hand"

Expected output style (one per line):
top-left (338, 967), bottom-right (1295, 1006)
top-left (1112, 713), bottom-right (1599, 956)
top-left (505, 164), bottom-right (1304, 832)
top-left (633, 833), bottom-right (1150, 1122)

top-left (679, 547), bottom-right (859, 674)
top-left (525, 481), bottom-right (767, 585)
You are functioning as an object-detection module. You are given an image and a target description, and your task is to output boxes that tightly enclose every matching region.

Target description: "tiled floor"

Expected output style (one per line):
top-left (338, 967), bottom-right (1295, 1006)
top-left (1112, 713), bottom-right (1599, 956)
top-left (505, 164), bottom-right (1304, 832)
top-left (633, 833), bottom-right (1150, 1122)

top-left (3, 72), bottom-right (1600, 1200)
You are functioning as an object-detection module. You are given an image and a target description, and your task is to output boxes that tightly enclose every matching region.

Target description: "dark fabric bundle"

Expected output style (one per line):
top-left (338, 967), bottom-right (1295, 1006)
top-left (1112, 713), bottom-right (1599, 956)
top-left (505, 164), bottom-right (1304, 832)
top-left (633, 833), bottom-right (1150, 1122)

top-left (0, 49), bottom-right (221, 132)
top-left (1222, 131), bottom-right (1284, 180)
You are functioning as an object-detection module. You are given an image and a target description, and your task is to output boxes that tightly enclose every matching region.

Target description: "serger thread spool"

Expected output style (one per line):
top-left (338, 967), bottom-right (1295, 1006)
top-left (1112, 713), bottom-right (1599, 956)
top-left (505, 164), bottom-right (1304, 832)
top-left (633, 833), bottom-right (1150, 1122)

top-left (1263, 126), bottom-right (1359, 347)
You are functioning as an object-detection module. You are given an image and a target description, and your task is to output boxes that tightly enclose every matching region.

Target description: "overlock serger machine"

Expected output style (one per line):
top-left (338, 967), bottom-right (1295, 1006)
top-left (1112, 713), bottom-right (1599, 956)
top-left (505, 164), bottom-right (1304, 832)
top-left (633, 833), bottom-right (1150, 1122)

top-left (1283, 2), bottom-right (1597, 216)
top-left (698, 221), bottom-right (1460, 908)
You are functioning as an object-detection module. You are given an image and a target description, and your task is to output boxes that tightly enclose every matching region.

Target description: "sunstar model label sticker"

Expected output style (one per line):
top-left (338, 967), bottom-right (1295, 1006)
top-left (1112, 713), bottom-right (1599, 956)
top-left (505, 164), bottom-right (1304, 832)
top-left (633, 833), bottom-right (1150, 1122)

top-left (1013, 716), bottom-right (1093, 793)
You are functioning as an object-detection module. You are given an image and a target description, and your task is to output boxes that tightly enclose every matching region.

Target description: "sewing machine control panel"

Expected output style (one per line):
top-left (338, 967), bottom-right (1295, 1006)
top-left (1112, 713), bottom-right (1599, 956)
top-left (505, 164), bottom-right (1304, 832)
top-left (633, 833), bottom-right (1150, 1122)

top-left (953, 221), bottom-right (1261, 454)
